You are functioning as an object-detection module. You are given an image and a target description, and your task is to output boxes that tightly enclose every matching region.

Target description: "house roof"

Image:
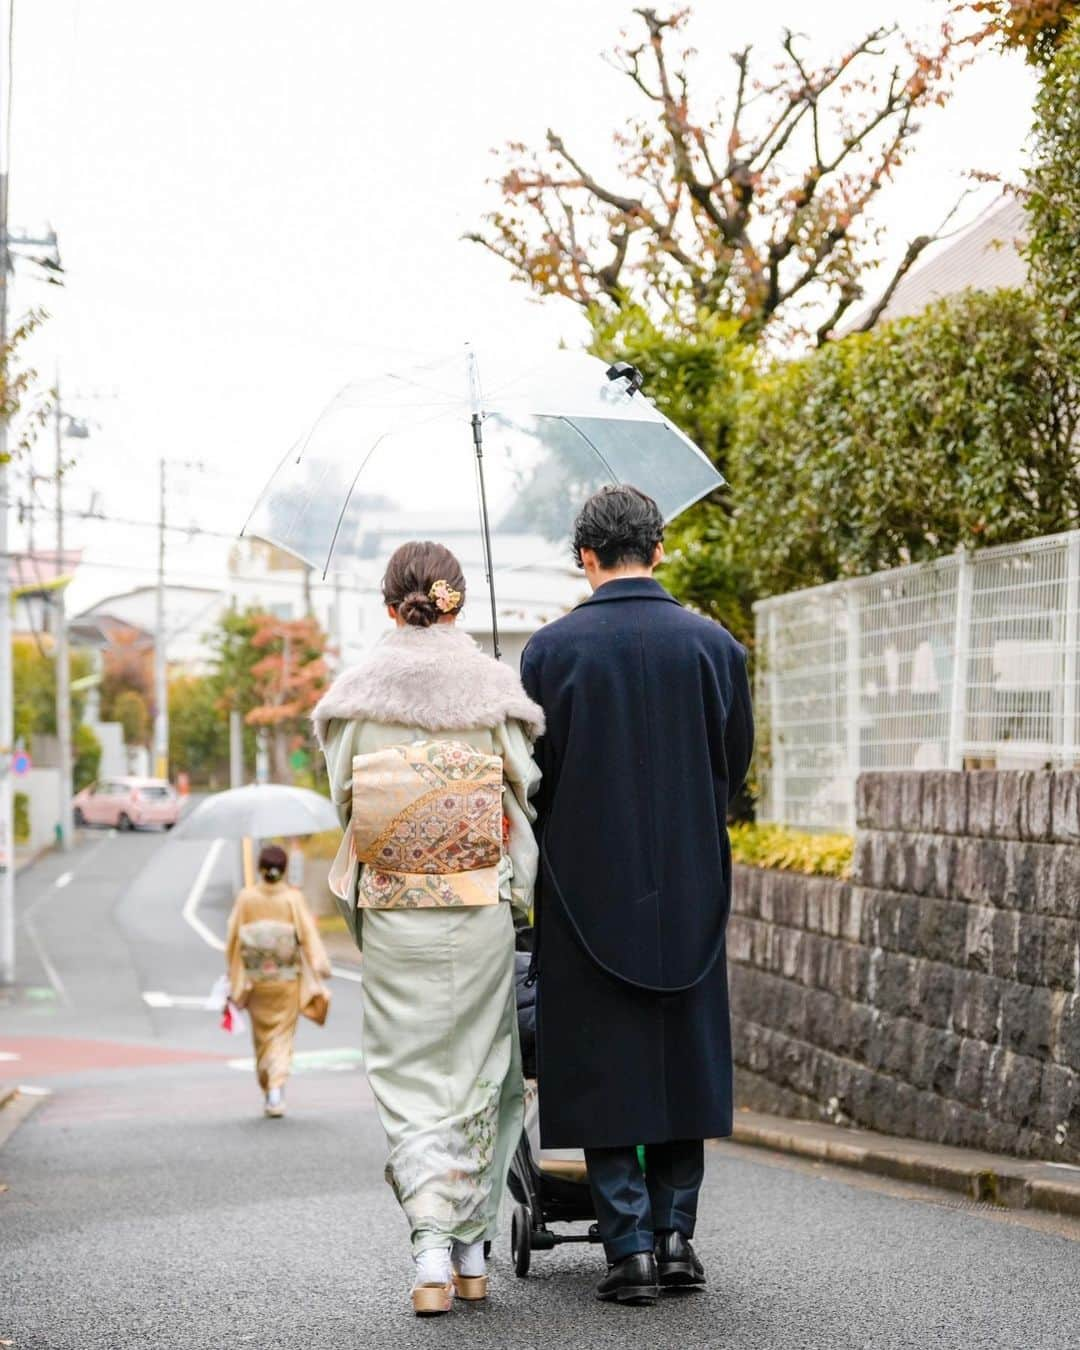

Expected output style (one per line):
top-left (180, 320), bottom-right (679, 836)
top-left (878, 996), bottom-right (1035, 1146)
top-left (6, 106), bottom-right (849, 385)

top-left (9, 549), bottom-right (83, 595)
top-left (843, 197), bottom-right (1028, 332)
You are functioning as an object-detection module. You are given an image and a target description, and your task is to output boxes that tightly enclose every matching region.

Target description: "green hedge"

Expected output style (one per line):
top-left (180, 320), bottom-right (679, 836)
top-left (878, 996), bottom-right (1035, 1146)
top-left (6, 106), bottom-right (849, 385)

top-left (14, 792), bottom-right (29, 845)
top-left (729, 822), bottom-right (853, 879)
top-left (730, 288), bottom-right (1080, 603)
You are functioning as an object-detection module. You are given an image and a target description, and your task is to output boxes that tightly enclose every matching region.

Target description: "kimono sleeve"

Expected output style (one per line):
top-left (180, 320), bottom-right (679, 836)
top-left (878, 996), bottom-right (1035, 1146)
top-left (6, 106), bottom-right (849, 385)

top-left (225, 889), bottom-right (253, 1005)
top-left (291, 888), bottom-right (332, 979)
top-left (495, 718), bottom-right (541, 924)
top-left (323, 719), bottom-right (359, 831)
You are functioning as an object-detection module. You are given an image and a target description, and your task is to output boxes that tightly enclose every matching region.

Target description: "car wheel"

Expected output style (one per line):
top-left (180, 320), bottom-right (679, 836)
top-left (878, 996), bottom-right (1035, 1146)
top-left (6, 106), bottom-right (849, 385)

top-left (511, 1203), bottom-right (532, 1278)
top-left (73, 807), bottom-right (85, 828)
top-left (118, 813), bottom-right (133, 832)
top-left (164, 822), bottom-right (175, 831)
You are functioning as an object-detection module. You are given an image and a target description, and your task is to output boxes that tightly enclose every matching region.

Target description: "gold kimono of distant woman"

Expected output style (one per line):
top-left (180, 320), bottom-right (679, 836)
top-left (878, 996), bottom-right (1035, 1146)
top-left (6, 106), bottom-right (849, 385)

top-left (225, 844), bottom-right (332, 1117)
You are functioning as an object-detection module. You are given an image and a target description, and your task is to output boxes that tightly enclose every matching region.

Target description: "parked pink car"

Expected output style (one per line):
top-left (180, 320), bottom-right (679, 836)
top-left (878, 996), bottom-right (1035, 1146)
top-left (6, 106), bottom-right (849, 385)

top-left (73, 777), bottom-right (181, 832)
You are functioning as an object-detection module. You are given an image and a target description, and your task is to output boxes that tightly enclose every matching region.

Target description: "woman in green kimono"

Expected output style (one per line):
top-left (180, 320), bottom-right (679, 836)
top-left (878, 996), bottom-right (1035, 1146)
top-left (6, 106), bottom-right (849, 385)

top-left (314, 540), bottom-right (542, 1316)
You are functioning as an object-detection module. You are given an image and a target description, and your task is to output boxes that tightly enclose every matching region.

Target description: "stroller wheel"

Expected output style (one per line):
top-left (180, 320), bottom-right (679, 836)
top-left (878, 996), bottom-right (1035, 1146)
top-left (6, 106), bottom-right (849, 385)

top-left (510, 1203), bottom-right (532, 1278)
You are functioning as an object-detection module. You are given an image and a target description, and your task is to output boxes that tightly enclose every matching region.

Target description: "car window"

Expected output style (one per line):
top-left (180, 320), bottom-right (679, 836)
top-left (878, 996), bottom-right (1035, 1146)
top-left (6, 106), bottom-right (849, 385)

top-left (137, 787), bottom-right (171, 800)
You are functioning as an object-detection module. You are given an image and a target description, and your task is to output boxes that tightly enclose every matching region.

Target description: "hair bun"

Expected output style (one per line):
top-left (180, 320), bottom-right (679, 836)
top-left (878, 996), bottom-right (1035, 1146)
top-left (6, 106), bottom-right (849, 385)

top-left (398, 591), bottom-right (438, 627)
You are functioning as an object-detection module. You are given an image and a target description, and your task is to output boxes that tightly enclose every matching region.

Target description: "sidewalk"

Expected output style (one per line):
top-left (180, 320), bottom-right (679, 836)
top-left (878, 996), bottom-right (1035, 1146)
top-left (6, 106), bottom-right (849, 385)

top-left (14, 840), bottom-right (56, 874)
top-left (730, 1109), bottom-right (1080, 1219)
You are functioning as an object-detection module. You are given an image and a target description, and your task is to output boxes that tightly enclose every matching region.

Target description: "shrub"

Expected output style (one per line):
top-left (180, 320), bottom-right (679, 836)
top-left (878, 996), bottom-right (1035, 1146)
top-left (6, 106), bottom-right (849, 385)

top-left (73, 723), bottom-right (102, 793)
top-left (729, 822), bottom-right (853, 878)
top-left (13, 792), bottom-right (29, 845)
top-left (730, 288), bottom-right (1080, 603)
top-left (1027, 26), bottom-right (1080, 388)
top-left (113, 689), bottom-right (150, 747)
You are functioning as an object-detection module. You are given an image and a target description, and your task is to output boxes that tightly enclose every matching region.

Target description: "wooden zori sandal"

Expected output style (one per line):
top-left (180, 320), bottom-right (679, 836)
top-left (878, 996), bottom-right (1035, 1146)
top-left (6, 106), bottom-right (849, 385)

top-left (412, 1281), bottom-right (454, 1316)
top-left (451, 1272), bottom-right (488, 1301)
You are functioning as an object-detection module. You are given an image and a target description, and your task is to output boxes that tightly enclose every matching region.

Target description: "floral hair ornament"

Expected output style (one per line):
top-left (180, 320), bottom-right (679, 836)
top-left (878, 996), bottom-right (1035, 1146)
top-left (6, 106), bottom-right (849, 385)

top-left (429, 579), bottom-right (462, 613)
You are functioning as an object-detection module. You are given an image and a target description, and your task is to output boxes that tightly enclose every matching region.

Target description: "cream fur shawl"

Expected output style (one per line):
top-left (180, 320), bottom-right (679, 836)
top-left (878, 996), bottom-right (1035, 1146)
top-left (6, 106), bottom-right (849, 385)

top-left (312, 625), bottom-right (544, 748)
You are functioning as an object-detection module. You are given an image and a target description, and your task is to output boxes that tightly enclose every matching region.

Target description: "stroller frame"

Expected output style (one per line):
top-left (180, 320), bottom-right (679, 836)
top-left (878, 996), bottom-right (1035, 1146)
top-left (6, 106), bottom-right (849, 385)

top-left (506, 1129), bottom-right (603, 1277)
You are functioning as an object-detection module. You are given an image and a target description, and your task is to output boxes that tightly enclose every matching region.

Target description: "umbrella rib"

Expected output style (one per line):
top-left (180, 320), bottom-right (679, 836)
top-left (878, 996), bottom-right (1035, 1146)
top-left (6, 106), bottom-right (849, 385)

top-left (238, 438), bottom-right (300, 539)
top-left (553, 415), bottom-right (622, 485)
top-left (294, 385), bottom-right (352, 466)
top-left (321, 433), bottom-right (389, 579)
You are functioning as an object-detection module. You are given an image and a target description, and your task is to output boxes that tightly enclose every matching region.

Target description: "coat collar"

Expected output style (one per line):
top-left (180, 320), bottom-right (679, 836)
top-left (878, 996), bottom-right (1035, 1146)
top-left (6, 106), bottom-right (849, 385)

top-left (578, 576), bottom-right (682, 608)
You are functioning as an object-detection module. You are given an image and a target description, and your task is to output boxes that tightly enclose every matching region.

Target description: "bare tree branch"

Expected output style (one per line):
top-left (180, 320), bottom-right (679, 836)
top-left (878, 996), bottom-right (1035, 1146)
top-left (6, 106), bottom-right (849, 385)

top-left (854, 189), bottom-right (979, 332)
top-left (467, 8), bottom-right (958, 344)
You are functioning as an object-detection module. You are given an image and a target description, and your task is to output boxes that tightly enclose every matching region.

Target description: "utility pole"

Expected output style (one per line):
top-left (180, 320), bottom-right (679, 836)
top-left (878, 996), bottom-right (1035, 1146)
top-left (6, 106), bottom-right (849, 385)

top-left (0, 4), bottom-right (63, 981)
top-left (152, 457), bottom-right (168, 779)
top-left (151, 456), bottom-right (205, 782)
top-left (53, 374), bottom-right (72, 849)
top-left (0, 167), bottom-right (14, 983)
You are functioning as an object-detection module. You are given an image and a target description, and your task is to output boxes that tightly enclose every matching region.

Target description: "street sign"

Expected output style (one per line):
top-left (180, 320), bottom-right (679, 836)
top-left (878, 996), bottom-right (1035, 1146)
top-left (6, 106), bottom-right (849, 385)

top-left (12, 751), bottom-right (31, 777)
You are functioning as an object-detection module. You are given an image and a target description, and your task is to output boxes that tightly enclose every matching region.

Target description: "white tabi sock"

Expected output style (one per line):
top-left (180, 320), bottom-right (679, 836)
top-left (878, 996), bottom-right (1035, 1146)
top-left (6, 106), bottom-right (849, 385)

top-left (414, 1248), bottom-right (452, 1286)
top-left (451, 1240), bottom-right (485, 1277)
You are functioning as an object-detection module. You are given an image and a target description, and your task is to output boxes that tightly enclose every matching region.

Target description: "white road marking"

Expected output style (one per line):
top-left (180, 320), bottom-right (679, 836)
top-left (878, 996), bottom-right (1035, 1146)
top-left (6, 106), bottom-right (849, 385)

top-left (55, 871), bottom-right (73, 889)
top-left (330, 963), bottom-right (363, 984)
top-left (181, 839), bottom-right (226, 951)
top-left (141, 991), bottom-right (219, 1010)
top-left (226, 1047), bottom-right (364, 1073)
top-left (17, 1085), bottom-right (52, 1096)
top-left (20, 916), bottom-right (71, 1006)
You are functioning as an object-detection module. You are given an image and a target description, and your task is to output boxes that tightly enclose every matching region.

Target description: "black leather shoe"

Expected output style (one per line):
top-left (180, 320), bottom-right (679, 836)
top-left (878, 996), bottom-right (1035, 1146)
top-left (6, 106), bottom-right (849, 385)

top-left (655, 1231), bottom-right (706, 1288)
top-left (596, 1252), bottom-right (660, 1305)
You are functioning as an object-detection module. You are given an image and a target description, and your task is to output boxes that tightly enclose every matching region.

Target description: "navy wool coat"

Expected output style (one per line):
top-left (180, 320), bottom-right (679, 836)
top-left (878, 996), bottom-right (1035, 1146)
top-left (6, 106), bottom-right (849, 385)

top-left (521, 577), bottom-right (753, 1149)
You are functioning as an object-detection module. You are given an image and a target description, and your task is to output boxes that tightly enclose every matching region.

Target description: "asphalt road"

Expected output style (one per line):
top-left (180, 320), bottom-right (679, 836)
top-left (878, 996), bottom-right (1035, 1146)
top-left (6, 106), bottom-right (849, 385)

top-left (3, 828), bottom-right (1080, 1349)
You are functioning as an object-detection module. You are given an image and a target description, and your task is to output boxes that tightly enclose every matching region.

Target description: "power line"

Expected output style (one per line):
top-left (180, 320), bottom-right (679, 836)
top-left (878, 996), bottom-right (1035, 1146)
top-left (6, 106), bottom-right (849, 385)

top-left (3, 494), bottom-right (241, 542)
top-left (3, 548), bottom-right (382, 596)
top-left (2, 499), bottom-right (579, 596)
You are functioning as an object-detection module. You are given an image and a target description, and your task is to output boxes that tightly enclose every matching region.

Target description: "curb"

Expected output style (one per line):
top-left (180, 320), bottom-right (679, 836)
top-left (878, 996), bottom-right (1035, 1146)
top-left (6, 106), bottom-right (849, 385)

top-left (729, 1111), bottom-right (1080, 1220)
top-left (0, 1087), bottom-right (49, 1152)
top-left (14, 843), bottom-right (56, 876)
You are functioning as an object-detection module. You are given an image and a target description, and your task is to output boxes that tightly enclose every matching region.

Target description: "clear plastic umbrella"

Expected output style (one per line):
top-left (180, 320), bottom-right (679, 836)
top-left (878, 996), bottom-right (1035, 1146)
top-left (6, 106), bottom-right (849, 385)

top-left (243, 348), bottom-right (723, 655)
top-left (173, 784), bottom-right (339, 840)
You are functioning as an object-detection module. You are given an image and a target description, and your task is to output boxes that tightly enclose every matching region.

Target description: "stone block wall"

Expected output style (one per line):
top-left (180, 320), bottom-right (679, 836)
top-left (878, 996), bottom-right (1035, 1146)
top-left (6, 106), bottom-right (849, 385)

top-left (729, 771), bottom-right (1080, 1162)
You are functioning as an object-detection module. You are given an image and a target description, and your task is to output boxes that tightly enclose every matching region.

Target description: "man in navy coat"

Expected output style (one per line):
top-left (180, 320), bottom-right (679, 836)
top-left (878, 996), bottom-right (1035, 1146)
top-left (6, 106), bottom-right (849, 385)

top-left (521, 484), bottom-right (753, 1306)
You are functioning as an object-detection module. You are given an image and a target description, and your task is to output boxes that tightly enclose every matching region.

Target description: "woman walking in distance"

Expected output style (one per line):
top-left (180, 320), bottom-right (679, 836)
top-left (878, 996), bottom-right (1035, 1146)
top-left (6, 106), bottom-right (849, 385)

top-left (314, 541), bottom-right (542, 1316)
top-left (225, 844), bottom-right (332, 1118)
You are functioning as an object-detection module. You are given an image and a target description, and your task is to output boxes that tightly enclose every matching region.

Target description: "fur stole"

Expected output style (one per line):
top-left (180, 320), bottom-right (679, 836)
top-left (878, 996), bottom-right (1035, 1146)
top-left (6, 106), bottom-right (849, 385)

top-left (312, 625), bottom-right (545, 748)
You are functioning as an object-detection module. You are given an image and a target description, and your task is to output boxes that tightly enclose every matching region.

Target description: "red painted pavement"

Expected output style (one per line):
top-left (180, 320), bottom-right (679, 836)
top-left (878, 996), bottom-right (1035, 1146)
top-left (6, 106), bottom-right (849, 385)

top-left (0, 1035), bottom-right (227, 1080)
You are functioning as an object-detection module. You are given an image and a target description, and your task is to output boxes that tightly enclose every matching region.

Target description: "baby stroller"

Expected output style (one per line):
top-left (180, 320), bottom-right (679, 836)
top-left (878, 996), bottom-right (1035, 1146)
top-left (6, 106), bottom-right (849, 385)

top-left (508, 946), bottom-right (603, 1277)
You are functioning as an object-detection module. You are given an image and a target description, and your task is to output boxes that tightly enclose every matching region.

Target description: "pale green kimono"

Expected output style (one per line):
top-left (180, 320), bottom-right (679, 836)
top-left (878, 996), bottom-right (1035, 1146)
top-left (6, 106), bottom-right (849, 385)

top-left (322, 713), bottom-right (539, 1254)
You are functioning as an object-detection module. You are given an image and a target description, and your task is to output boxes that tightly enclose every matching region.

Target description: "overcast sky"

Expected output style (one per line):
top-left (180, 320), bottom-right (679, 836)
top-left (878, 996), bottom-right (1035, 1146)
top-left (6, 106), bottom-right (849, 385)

top-left (6, 0), bottom-right (1035, 612)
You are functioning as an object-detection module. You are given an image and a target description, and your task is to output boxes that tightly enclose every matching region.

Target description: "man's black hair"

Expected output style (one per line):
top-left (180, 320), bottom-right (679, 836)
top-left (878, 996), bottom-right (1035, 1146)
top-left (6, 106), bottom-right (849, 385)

top-left (572, 484), bottom-right (665, 570)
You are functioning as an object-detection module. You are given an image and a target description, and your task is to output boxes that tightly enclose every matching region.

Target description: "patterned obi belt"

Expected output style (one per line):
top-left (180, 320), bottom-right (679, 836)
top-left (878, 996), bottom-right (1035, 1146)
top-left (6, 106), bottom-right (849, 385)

top-left (348, 740), bottom-right (503, 909)
top-left (238, 919), bottom-right (300, 981)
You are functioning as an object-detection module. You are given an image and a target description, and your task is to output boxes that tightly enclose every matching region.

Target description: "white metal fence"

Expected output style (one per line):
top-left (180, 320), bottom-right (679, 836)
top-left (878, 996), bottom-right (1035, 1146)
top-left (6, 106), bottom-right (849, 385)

top-left (753, 529), bottom-right (1080, 831)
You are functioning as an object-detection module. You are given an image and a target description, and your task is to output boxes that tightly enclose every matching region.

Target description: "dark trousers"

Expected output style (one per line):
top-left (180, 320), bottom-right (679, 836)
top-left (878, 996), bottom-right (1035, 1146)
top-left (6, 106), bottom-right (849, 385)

top-left (583, 1139), bottom-right (704, 1262)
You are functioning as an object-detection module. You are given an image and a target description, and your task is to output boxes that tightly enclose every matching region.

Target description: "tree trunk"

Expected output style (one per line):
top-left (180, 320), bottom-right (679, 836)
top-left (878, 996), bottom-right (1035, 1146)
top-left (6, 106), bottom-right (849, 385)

top-left (272, 728), bottom-right (290, 784)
